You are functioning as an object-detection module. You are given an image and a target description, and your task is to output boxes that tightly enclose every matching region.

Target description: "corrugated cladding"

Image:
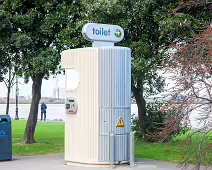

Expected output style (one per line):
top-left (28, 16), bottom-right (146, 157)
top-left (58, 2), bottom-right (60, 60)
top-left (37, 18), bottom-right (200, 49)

top-left (98, 47), bottom-right (131, 162)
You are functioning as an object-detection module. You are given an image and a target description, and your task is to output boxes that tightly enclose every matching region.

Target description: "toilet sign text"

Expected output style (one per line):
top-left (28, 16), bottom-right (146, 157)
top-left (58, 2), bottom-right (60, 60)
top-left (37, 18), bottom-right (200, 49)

top-left (92, 27), bottom-right (111, 36)
top-left (82, 23), bottom-right (124, 43)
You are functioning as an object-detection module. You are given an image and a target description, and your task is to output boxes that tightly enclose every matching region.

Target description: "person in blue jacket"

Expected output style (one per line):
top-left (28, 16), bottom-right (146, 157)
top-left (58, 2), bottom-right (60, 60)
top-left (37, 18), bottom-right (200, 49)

top-left (41, 102), bottom-right (47, 121)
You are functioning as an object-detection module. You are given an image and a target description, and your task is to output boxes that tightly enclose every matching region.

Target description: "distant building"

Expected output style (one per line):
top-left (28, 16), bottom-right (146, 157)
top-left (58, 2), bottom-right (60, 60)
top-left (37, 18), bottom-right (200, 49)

top-left (0, 97), bottom-right (7, 101)
top-left (18, 96), bottom-right (27, 100)
top-left (53, 88), bottom-right (65, 99)
top-left (145, 96), bottom-right (167, 104)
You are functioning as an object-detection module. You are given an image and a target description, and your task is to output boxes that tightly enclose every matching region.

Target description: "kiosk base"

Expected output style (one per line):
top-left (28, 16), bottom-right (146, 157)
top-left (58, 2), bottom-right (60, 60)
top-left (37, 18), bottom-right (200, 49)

top-left (65, 161), bottom-right (130, 167)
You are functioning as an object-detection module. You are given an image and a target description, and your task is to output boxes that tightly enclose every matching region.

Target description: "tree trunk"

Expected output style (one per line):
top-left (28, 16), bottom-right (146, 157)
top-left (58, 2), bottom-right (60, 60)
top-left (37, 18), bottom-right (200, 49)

top-left (24, 73), bottom-right (44, 144)
top-left (132, 85), bottom-right (147, 130)
top-left (6, 69), bottom-right (12, 115)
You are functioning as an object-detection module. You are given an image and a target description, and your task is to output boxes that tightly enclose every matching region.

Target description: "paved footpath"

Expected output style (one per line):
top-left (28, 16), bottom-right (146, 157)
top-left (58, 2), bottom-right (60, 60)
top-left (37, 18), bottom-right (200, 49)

top-left (0, 154), bottom-right (182, 170)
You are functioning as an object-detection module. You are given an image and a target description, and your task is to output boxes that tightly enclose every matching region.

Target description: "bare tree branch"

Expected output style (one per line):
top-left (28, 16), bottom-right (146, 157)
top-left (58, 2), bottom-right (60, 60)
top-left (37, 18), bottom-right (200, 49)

top-left (3, 78), bottom-right (9, 88)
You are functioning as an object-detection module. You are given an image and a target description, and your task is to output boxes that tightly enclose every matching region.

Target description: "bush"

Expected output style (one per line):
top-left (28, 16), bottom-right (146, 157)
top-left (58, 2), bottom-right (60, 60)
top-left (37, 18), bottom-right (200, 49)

top-left (132, 103), bottom-right (189, 142)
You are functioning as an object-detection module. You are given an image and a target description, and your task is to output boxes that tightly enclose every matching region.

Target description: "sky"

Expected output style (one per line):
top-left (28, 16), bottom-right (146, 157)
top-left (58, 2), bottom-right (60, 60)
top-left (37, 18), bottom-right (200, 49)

top-left (0, 75), bottom-right (65, 98)
top-left (0, 70), bottom-right (173, 98)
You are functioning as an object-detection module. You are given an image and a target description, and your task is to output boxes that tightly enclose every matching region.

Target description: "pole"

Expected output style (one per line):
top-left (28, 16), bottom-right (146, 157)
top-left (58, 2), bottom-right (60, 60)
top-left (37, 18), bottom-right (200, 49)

top-left (58, 87), bottom-right (59, 99)
top-left (15, 75), bottom-right (19, 120)
top-left (109, 133), bottom-right (115, 169)
top-left (130, 131), bottom-right (135, 167)
top-left (56, 76), bottom-right (59, 99)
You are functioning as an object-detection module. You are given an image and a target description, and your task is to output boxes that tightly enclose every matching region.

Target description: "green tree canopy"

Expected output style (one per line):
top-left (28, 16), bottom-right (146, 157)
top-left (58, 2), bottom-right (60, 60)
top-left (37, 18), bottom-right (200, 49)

top-left (0, 0), bottom-right (86, 143)
top-left (85, 0), bottom-right (211, 130)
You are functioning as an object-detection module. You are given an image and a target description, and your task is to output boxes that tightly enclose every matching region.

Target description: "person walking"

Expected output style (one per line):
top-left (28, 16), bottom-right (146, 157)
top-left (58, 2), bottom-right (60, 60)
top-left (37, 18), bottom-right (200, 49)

top-left (41, 102), bottom-right (47, 121)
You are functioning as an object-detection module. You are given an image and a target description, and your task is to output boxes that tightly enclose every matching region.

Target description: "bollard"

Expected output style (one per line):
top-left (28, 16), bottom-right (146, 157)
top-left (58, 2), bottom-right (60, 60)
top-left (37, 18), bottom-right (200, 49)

top-left (109, 133), bottom-right (115, 169)
top-left (130, 131), bottom-right (135, 167)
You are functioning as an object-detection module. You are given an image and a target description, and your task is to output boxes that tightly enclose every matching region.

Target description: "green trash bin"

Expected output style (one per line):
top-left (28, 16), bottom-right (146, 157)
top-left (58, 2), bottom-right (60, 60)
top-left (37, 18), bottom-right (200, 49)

top-left (0, 115), bottom-right (12, 161)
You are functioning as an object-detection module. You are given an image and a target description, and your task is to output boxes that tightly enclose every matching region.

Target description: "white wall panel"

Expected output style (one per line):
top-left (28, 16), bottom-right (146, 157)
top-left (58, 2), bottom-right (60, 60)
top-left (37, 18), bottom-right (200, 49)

top-left (61, 48), bottom-right (100, 164)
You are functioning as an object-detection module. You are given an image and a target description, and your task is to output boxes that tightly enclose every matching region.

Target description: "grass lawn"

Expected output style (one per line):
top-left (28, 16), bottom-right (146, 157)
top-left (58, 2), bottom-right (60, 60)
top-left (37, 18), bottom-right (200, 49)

top-left (12, 120), bottom-right (64, 155)
top-left (136, 141), bottom-right (183, 163)
top-left (12, 120), bottom-right (211, 165)
top-left (136, 131), bottom-right (212, 165)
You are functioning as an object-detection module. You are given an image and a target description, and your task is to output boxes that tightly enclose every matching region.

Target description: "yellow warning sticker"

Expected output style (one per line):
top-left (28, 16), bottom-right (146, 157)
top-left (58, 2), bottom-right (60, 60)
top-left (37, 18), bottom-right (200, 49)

top-left (116, 117), bottom-right (125, 127)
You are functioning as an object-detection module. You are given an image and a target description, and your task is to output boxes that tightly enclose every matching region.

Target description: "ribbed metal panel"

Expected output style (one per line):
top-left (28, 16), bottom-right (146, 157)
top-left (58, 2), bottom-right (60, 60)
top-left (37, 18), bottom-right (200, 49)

top-left (99, 47), bottom-right (131, 109)
top-left (99, 135), bottom-right (110, 162)
top-left (99, 108), bottom-right (131, 162)
top-left (61, 48), bottom-right (100, 164)
top-left (99, 47), bottom-right (132, 109)
top-left (100, 108), bottom-right (131, 135)
top-left (99, 134), bottom-right (129, 162)
top-left (114, 135), bottom-right (129, 161)
top-left (98, 47), bottom-right (131, 162)
top-left (99, 109), bottom-right (111, 135)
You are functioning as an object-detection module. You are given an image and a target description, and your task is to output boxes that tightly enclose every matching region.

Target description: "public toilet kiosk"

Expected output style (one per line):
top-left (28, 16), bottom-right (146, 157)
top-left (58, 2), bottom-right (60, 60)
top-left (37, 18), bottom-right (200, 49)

top-left (61, 23), bottom-right (134, 166)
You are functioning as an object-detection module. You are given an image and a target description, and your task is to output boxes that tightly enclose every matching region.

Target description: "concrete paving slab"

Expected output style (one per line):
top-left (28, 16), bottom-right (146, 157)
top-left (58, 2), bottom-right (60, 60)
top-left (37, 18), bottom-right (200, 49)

top-left (0, 154), bottom-right (182, 170)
